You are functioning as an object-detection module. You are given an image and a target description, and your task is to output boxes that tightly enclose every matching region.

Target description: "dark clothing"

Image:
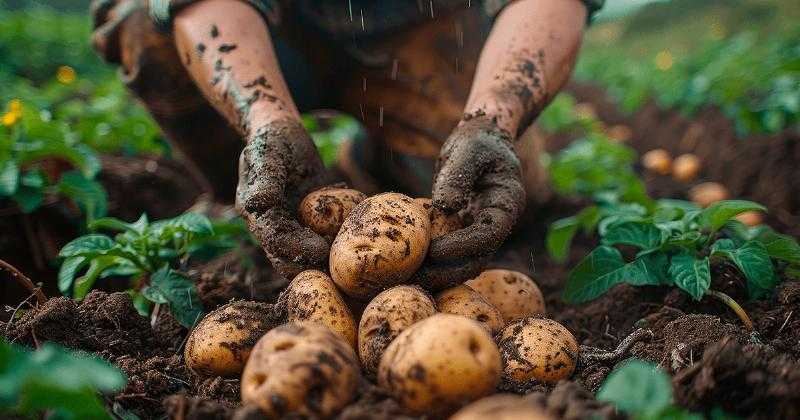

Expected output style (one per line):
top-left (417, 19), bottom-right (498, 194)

top-left (150, 0), bottom-right (604, 35)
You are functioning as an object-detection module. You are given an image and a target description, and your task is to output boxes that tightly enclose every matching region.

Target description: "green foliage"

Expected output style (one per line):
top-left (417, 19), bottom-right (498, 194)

top-left (57, 212), bottom-right (244, 327)
top-left (561, 198), bottom-right (797, 304)
top-left (302, 112), bottom-right (365, 166)
top-left (598, 359), bottom-right (702, 420)
top-left (578, 1), bottom-right (800, 136)
top-left (0, 100), bottom-right (107, 221)
top-left (0, 338), bottom-right (126, 419)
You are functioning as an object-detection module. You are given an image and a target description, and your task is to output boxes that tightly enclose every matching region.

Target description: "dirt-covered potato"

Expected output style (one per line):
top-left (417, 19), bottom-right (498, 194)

top-left (330, 192), bottom-right (430, 300)
top-left (498, 318), bottom-right (578, 384)
top-left (672, 153), bottom-right (701, 182)
top-left (466, 269), bottom-right (545, 322)
top-left (414, 197), bottom-right (463, 239)
top-left (435, 285), bottom-right (504, 335)
top-left (298, 187), bottom-right (366, 239)
top-left (378, 314), bottom-right (501, 415)
top-left (241, 321), bottom-right (360, 418)
top-left (641, 148), bottom-right (672, 175)
top-left (185, 301), bottom-right (276, 377)
top-left (450, 394), bottom-right (553, 420)
top-left (278, 269), bottom-right (357, 349)
top-left (358, 285), bottom-right (437, 374)
top-left (689, 182), bottom-right (729, 208)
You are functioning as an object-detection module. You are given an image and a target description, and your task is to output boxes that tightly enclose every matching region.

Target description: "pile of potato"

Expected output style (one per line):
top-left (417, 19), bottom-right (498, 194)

top-left (184, 188), bottom-right (579, 418)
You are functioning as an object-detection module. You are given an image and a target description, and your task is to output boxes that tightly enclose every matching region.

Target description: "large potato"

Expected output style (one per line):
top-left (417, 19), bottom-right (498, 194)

top-left (414, 198), bottom-right (463, 239)
top-left (435, 285), bottom-right (504, 335)
top-left (450, 394), bottom-right (553, 420)
top-left (330, 192), bottom-right (430, 300)
top-left (358, 285), bottom-right (436, 374)
top-left (185, 301), bottom-right (275, 377)
top-left (241, 321), bottom-right (360, 418)
top-left (278, 269), bottom-right (357, 349)
top-left (298, 187), bottom-right (366, 239)
top-left (466, 269), bottom-right (545, 322)
top-left (498, 318), bottom-right (579, 384)
top-left (378, 314), bottom-right (501, 416)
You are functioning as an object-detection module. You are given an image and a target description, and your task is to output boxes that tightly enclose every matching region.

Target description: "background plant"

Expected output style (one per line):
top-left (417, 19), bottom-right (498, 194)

top-left (0, 338), bottom-right (126, 420)
top-left (1, 99), bottom-right (107, 221)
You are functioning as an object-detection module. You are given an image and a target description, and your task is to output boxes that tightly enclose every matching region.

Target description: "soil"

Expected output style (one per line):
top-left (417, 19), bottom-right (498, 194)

top-left (2, 86), bottom-right (799, 419)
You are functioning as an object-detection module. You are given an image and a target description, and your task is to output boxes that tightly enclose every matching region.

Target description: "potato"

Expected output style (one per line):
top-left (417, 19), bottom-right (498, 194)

top-left (358, 285), bottom-right (437, 374)
top-left (672, 153), bottom-right (701, 182)
top-left (330, 192), bottom-right (430, 300)
top-left (736, 210), bottom-right (763, 227)
top-left (641, 149), bottom-right (672, 175)
top-left (498, 318), bottom-right (578, 384)
top-left (278, 269), bottom-right (357, 349)
top-left (450, 394), bottom-right (553, 420)
top-left (185, 301), bottom-right (275, 377)
top-left (435, 285), bottom-right (504, 335)
top-left (378, 314), bottom-right (501, 415)
top-left (688, 182), bottom-right (729, 208)
top-left (298, 187), bottom-right (366, 239)
top-left (466, 269), bottom-right (545, 322)
top-left (414, 198), bottom-right (463, 239)
top-left (241, 321), bottom-right (360, 418)
top-left (606, 124), bottom-right (632, 143)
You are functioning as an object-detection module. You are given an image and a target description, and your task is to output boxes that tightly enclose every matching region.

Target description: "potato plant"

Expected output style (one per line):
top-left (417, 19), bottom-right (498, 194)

top-left (0, 338), bottom-right (127, 419)
top-left (58, 212), bottom-right (248, 327)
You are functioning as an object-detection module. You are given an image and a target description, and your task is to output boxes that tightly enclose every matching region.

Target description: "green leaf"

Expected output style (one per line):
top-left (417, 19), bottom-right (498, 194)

top-left (597, 359), bottom-right (673, 416)
top-left (563, 246), bottom-right (667, 303)
top-left (547, 217), bottom-right (580, 263)
top-left (57, 256), bottom-right (87, 296)
top-left (166, 212), bottom-right (213, 235)
top-left (11, 185), bottom-right (44, 213)
top-left (146, 267), bottom-right (204, 327)
top-left (603, 221), bottom-right (666, 250)
top-left (73, 256), bottom-right (118, 300)
top-left (712, 240), bottom-right (777, 299)
top-left (753, 230), bottom-right (800, 264)
top-left (669, 252), bottom-right (711, 300)
top-left (0, 339), bottom-right (126, 419)
top-left (0, 160), bottom-right (20, 196)
top-left (700, 200), bottom-right (766, 233)
top-left (59, 234), bottom-right (115, 258)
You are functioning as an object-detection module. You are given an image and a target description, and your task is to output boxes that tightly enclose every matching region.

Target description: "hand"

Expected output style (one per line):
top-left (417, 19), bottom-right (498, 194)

top-left (236, 119), bottom-right (329, 279)
top-left (415, 115), bottom-right (525, 290)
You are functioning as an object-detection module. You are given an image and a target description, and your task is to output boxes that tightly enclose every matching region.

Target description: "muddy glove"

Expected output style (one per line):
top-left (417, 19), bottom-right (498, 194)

top-left (415, 115), bottom-right (525, 290)
top-left (236, 119), bottom-right (330, 279)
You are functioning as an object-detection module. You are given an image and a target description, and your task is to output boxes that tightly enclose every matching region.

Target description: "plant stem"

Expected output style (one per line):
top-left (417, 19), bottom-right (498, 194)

top-left (706, 289), bottom-right (753, 331)
top-left (0, 258), bottom-right (46, 305)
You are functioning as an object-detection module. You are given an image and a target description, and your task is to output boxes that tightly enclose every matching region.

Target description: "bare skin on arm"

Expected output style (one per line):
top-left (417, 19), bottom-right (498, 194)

top-left (419, 0), bottom-right (587, 289)
top-left (173, 0), bottom-right (329, 278)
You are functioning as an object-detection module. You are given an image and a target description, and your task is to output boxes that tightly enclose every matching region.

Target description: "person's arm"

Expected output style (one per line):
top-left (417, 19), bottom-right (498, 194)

top-left (424, 0), bottom-right (587, 284)
top-left (173, 0), bottom-right (328, 278)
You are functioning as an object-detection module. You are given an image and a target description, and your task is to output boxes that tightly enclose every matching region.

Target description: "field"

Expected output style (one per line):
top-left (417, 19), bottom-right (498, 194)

top-left (1, 1), bottom-right (798, 419)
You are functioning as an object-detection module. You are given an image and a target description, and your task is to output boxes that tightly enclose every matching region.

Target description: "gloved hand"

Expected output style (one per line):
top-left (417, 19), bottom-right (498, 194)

top-left (236, 119), bottom-right (330, 279)
top-left (415, 115), bottom-right (526, 290)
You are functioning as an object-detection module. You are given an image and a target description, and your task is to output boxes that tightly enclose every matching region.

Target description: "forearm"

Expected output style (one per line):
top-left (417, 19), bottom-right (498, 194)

top-left (173, 0), bottom-right (298, 136)
top-left (464, 0), bottom-right (587, 137)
